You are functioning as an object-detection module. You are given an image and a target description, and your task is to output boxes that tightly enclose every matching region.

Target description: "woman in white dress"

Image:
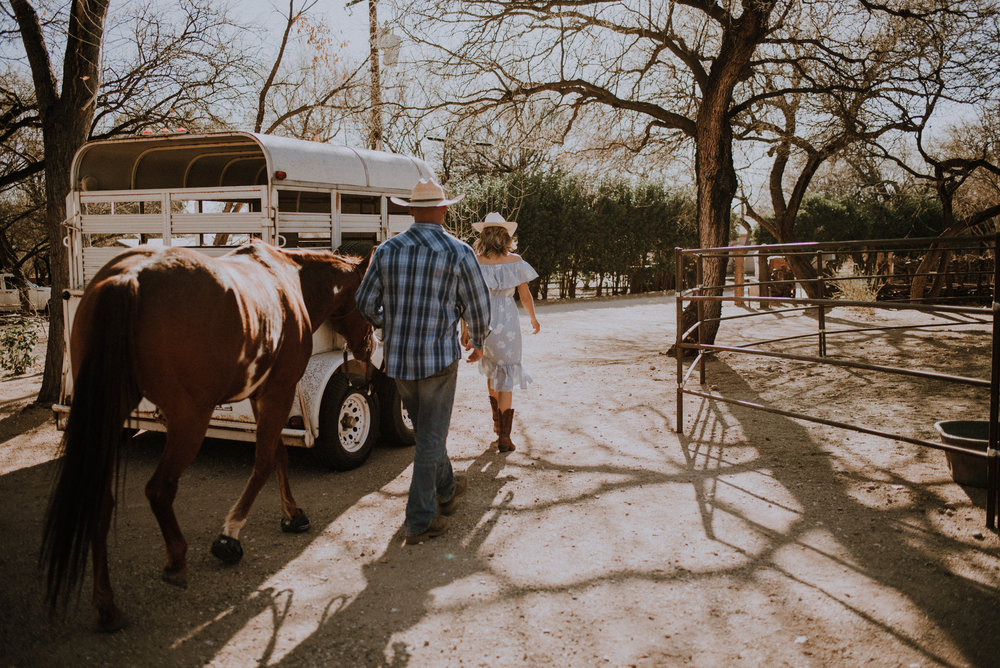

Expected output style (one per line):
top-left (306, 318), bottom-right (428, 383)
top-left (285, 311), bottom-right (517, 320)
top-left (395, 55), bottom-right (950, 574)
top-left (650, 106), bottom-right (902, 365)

top-left (462, 212), bottom-right (540, 452)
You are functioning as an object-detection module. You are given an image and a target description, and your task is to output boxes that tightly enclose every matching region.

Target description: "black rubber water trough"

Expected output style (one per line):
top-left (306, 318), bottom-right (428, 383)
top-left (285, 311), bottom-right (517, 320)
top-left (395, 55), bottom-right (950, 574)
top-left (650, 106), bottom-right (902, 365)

top-left (934, 420), bottom-right (991, 488)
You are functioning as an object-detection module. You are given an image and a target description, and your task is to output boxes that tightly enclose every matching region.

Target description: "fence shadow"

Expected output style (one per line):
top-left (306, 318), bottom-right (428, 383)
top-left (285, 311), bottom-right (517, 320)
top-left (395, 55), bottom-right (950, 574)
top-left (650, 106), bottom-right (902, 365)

top-left (678, 354), bottom-right (1000, 665)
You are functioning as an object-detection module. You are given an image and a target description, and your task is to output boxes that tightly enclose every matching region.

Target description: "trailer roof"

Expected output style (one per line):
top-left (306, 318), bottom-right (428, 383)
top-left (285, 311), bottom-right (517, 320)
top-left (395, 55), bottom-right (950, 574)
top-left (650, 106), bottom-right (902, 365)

top-left (71, 131), bottom-right (434, 193)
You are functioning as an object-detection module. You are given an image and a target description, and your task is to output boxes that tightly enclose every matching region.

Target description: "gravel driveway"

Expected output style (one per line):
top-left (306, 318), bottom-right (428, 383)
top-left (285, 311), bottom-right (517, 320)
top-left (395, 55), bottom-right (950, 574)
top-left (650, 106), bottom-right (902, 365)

top-left (1, 293), bottom-right (999, 667)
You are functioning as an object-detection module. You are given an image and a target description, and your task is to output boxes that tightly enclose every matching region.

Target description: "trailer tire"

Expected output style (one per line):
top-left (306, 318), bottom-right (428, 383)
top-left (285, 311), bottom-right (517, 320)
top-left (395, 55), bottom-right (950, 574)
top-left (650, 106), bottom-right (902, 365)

top-left (375, 374), bottom-right (415, 447)
top-left (313, 373), bottom-right (380, 471)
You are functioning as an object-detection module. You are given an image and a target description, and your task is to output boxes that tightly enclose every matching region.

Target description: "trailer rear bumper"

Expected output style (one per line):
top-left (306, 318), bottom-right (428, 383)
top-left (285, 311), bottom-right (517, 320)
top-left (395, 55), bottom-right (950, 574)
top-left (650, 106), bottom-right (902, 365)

top-left (52, 403), bottom-right (308, 447)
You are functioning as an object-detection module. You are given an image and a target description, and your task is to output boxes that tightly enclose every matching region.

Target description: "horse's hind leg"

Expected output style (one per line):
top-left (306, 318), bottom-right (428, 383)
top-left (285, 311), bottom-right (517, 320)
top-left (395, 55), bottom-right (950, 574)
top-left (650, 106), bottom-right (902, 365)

top-left (257, 392), bottom-right (308, 531)
top-left (92, 472), bottom-right (126, 631)
top-left (274, 440), bottom-right (309, 533)
top-left (145, 408), bottom-right (212, 588)
top-left (211, 390), bottom-right (306, 564)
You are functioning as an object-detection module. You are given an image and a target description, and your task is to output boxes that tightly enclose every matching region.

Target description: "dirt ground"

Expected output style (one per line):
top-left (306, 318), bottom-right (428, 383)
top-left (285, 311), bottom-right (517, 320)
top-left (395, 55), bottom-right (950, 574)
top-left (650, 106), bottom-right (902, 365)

top-left (2, 294), bottom-right (1000, 667)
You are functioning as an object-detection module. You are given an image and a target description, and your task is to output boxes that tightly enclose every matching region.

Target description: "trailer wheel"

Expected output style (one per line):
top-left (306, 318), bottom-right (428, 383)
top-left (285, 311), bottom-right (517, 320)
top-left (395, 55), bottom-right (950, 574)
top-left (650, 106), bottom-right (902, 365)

top-left (313, 373), bottom-right (380, 470)
top-left (376, 374), bottom-right (415, 447)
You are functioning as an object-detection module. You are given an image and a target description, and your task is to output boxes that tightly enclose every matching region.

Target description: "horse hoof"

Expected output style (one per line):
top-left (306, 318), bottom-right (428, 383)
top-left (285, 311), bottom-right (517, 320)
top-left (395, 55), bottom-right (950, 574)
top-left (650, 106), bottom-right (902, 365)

top-left (161, 568), bottom-right (188, 589)
top-left (280, 509), bottom-right (310, 533)
top-left (210, 534), bottom-right (244, 564)
top-left (96, 609), bottom-right (128, 633)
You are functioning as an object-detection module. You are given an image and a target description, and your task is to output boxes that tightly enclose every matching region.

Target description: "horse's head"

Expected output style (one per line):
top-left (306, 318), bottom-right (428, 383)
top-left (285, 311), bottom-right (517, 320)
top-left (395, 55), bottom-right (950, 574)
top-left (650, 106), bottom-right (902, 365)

top-left (329, 250), bottom-right (375, 363)
top-left (288, 247), bottom-right (375, 363)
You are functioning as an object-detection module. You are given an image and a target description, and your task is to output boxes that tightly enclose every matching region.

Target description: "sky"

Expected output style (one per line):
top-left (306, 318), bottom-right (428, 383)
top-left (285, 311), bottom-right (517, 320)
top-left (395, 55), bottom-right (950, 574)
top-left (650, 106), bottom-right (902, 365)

top-left (241, 0), bottom-right (387, 60)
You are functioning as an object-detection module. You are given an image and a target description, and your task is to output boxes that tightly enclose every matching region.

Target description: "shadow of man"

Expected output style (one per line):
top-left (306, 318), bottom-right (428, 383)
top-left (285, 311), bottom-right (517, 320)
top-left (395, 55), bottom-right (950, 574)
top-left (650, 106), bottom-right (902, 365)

top-left (270, 449), bottom-right (513, 665)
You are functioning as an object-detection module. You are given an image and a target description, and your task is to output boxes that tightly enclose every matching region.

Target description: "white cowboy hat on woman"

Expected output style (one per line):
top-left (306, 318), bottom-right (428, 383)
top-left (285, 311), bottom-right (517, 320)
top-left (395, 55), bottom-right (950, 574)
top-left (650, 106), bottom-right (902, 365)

top-left (389, 179), bottom-right (465, 207)
top-left (472, 211), bottom-right (517, 235)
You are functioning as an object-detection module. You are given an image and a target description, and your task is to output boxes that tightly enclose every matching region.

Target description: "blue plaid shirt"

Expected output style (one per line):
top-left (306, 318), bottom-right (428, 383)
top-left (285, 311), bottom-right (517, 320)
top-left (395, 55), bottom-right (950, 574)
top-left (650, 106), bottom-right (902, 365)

top-left (356, 222), bottom-right (491, 380)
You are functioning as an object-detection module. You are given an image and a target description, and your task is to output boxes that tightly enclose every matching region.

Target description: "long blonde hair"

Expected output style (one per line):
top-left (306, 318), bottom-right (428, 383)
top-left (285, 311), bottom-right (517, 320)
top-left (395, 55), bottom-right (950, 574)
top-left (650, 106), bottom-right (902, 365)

top-left (474, 226), bottom-right (515, 257)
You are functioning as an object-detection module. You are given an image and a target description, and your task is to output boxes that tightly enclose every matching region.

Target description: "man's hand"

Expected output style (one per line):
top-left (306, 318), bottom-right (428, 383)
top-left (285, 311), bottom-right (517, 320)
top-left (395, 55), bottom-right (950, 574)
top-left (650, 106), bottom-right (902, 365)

top-left (466, 347), bottom-right (483, 363)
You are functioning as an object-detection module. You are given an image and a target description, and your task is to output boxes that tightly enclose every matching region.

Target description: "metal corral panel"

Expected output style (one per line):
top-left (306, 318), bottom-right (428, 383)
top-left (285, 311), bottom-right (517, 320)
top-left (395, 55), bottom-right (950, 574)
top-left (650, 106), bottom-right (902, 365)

top-left (71, 131), bottom-right (434, 193)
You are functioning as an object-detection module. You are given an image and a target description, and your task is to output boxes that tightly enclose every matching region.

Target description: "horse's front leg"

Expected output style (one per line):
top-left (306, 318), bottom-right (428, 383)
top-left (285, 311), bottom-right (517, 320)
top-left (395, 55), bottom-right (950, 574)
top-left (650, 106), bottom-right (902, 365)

top-left (211, 387), bottom-right (306, 565)
top-left (146, 407), bottom-right (212, 587)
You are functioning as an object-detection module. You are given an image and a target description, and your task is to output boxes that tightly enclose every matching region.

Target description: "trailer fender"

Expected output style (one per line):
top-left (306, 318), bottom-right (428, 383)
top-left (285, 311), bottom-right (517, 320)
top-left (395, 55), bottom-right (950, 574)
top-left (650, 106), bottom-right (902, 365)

top-left (298, 352), bottom-right (342, 445)
top-left (298, 347), bottom-right (382, 445)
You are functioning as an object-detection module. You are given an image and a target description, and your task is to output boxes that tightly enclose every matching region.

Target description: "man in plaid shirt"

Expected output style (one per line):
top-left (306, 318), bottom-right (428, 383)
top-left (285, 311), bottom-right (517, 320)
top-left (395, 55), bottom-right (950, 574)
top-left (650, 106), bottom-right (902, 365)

top-left (356, 179), bottom-right (491, 544)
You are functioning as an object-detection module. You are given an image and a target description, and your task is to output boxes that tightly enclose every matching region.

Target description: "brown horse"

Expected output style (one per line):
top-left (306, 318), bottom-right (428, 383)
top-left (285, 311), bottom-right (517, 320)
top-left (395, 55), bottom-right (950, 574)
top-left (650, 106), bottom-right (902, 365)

top-left (41, 239), bottom-right (374, 631)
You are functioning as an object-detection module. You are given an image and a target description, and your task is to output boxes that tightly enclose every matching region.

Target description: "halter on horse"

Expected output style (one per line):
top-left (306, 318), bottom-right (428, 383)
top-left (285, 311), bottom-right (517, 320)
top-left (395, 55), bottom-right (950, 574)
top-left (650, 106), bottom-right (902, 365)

top-left (41, 239), bottom-right (373, 631)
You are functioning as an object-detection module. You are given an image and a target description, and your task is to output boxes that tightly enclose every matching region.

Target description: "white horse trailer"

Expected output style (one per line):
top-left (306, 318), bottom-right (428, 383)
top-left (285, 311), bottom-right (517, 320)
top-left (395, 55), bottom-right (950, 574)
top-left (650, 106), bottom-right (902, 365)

top-left (53, 131), bottom-right (429, 469)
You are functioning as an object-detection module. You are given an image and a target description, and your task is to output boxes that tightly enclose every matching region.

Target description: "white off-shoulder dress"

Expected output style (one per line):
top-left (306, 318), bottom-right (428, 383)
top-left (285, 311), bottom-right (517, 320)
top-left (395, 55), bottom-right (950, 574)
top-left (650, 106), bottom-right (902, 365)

top-left (478, 259), bottom-right (539, 392)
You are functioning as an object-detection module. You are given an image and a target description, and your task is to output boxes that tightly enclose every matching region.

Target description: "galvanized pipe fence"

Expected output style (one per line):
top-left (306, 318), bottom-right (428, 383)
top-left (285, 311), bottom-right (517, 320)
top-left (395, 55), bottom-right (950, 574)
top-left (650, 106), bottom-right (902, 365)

top-left (674, 234), bottom-right (1000, 529)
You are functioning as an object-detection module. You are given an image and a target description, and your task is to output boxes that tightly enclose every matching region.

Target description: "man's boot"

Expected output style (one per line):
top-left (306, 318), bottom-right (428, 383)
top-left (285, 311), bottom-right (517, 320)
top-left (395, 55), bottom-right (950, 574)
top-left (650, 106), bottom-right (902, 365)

top-left (498, 408), bottom-right (516, 452)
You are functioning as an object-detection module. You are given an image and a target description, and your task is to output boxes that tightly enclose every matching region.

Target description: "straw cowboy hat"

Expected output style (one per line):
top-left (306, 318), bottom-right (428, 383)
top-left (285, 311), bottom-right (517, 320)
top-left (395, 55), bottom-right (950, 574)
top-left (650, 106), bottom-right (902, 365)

top-left (472, 211), bottom-right (517, 235)
top-left (389, 179), bottom-right (465, 207)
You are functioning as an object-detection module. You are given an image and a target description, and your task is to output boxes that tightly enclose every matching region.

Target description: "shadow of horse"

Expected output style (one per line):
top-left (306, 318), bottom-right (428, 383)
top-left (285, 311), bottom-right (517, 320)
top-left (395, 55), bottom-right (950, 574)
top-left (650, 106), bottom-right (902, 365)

top-left (0, 430), bottom-right (419, 665)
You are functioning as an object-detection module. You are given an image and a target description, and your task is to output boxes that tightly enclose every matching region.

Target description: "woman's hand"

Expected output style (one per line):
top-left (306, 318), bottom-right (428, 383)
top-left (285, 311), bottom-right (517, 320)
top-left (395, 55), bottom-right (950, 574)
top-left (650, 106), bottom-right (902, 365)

top-left (460, 323), bottom-right (472, 349)
top-left (517, 282), bottom-right (540, 335)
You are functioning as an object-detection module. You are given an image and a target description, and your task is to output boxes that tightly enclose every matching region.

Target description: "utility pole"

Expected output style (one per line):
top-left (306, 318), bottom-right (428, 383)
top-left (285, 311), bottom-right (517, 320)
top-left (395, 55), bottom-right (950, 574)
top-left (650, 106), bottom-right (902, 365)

top-left (347, 0), bottom-right (382, 151)
top-left (367, 0), bottom-right (381, 150)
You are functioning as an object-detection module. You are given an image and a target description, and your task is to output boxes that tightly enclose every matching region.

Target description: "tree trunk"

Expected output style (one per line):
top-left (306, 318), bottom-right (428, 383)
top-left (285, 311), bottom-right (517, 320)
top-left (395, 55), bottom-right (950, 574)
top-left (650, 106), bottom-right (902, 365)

top-left (675, 107), bottom-right (737, 349)
top-left (12, 0), bottom-right (111, 404)
top-left (909, 168), bottom-right (962, 302)
top-left (909, 215), bottom-right (959, 302)
top-left (786, 253), bottom-right (821, 298)
top-left (37, 119), bottom-right (76, 403)
top-left (672, 0), bottom-right (776, 353)
top-left (928, 250), bottom-right (951, 299)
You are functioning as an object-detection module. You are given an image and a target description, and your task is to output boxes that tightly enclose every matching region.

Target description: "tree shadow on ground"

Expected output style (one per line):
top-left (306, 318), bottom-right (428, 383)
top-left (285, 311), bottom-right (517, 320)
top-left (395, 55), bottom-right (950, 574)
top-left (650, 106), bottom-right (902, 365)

top-left (0, 403), bottom-right (50, 445)
top-left (678, 354), bottom-right (1000, 665)
top-left (267, 449), bottom-right (514, 665)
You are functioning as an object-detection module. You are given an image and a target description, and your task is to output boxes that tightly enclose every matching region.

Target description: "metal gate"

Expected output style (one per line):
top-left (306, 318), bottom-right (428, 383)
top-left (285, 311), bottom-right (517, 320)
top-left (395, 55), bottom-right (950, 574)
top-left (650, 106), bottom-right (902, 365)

top-left (674, 235), bottom-right (1000, 528)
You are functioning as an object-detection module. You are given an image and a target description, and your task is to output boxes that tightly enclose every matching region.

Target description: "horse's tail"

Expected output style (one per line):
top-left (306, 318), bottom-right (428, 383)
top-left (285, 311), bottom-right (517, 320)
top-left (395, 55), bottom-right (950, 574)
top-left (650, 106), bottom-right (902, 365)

top-left (41, 276), bottom-right (142, 611)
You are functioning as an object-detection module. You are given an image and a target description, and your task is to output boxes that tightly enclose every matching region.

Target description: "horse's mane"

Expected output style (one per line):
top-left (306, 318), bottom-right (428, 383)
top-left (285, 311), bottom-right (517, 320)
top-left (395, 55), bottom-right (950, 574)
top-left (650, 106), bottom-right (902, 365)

top-left (281, 245), bottom-right (366, 269)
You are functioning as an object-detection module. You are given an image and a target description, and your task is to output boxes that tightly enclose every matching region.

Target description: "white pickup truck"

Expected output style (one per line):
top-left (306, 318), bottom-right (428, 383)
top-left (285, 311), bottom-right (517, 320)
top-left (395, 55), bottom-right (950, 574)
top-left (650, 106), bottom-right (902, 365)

top-left (0, 273), bottom-right (50, 312)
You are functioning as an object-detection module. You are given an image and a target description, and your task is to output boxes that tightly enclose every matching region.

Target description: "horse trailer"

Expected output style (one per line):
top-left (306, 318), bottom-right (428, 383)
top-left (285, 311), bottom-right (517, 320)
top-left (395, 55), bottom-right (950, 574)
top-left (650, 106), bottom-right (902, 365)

top-left (53, 131), bottom-right (430, 469)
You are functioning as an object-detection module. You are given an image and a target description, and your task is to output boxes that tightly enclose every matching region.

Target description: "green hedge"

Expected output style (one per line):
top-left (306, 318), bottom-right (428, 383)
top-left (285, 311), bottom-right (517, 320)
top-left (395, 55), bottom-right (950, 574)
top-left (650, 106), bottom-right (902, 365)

top-left (753, 192), bottom-right (946, 244)
top-left (452, 170), bottom-right (698, 299)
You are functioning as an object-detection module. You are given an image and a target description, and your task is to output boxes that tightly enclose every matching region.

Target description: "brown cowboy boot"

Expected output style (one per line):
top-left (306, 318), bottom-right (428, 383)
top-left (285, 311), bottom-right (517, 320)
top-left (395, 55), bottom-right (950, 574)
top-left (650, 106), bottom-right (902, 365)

top-left (489, 396), bottom-right (500, 434)
top-left (498, 408), bottom-right (516, 452)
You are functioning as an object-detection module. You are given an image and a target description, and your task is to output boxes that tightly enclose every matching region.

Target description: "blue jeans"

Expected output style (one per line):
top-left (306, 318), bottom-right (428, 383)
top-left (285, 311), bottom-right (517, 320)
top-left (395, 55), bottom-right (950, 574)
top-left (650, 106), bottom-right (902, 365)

top-left (395, 361), bottom-right (459, 535)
